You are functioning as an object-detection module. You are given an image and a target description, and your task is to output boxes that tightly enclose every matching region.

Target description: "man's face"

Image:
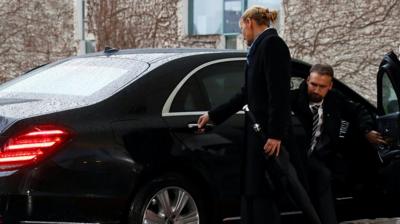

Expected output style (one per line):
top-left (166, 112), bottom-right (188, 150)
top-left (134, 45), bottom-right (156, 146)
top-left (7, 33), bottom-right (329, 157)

top-left (239, 18), bottom-right (255, 47)
top-left (306, 72), bottom-right (333, 103)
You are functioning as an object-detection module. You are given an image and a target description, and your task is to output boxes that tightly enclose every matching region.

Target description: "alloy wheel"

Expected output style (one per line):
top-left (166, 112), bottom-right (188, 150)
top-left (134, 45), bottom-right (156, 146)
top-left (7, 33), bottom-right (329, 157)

top-left (142, 186), bottom-right (200, 224)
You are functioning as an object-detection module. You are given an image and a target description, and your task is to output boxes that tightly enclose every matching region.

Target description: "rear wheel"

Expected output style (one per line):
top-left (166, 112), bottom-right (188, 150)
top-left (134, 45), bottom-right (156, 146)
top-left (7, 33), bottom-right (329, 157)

top-left (128, 174), bottom-right (208, 224)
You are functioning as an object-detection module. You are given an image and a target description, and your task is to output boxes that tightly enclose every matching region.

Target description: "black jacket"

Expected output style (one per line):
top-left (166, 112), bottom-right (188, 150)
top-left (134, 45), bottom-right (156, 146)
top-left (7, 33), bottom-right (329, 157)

top-left (208, 28), bottom-right (292, 195)
top-left (209, 28), bottom-right (291, 139)
top-left (290, 81), bottom-right (374, 159)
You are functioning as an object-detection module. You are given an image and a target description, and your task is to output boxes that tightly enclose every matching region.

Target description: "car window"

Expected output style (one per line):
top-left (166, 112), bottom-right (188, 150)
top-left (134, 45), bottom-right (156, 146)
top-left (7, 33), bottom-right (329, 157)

top-left (170, 77), bottom-right (209, 112)
top-left (382, 72), bottom-right (399, 114)
top-left (170, 60), bottom-right (245, 112)
top-left (0, 57), bottom-right (148, 98)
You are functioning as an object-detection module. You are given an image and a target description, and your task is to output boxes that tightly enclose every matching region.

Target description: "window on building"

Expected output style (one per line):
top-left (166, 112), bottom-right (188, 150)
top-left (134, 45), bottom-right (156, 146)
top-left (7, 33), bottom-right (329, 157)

top-left (247, 0), bottom-right (281, 10)
top-left (223, 0), bottom-right (242, 34)
top-left (189, 0), bottom-right (281, 47)
top-left (225, 35), bottom-right (238, 49)
top-left (190, 0), bottom-right (223, 35)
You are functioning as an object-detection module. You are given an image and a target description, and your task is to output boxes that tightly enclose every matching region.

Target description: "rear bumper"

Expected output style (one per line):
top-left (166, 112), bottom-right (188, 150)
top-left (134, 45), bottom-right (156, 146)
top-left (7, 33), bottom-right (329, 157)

top-left (0, 170), bottom-right (127, 223)
top-left (0, 194), bottom-right (124, 223)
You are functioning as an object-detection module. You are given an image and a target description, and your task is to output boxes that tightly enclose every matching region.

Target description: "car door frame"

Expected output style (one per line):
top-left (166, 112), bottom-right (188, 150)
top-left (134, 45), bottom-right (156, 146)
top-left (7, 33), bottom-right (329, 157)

top-left (376, 51), bottom-right (400, 162)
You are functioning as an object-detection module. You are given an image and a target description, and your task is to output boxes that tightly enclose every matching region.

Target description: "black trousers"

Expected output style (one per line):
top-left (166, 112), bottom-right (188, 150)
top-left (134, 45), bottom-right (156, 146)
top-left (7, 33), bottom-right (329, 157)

top-left (241, 148), bottom-right (321, 224)
top-left (307, 156), bottom-right (338, 224)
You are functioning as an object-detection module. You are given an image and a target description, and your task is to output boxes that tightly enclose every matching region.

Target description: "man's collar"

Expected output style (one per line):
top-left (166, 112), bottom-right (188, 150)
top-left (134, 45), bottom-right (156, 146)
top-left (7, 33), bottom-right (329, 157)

top-left (309, 100), bottom-right (324, 107)
top-left (246, 27), bottom-right (277, 64)
top-left (249, 27), bottom-right (272, 49)
top-left (249, 28), bottom-right (276, 51)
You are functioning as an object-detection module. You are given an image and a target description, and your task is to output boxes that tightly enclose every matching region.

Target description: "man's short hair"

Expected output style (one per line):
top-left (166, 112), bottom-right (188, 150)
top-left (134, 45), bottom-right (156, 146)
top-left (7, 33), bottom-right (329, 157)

top-left (309, 64), bottom-right (334, 78)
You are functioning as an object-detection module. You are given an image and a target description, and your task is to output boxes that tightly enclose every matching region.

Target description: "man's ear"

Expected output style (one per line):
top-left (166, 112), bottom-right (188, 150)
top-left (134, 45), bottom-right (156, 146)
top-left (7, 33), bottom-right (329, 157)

top-left (328, 81), bottom-right (333, 90)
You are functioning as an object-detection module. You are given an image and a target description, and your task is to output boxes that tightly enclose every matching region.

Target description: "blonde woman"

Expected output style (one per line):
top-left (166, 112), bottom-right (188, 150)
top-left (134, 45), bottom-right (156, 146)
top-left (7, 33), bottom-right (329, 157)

top-left (198, 5), bottom-right (321, 224)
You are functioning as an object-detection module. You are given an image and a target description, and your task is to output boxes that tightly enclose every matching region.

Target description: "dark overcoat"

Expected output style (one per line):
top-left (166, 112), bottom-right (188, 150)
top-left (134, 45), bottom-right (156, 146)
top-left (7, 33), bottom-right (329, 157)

top-left (209, 28), bottom-right (291, 195)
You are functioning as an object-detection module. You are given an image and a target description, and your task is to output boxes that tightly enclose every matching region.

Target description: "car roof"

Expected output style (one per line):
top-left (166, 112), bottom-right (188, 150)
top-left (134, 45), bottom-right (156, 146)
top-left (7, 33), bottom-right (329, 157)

top-left (82, 48), bottom-right (248, 64)
top-left (80, 48), bottom-right (313, 77)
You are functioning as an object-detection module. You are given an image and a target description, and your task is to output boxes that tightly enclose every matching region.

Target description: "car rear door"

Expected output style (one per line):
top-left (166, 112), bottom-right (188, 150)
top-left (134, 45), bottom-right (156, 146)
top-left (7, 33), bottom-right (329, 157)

top-left (162, 58), bottom-right (246, 218)
top-left (376, 51), bottom-right (400, 162)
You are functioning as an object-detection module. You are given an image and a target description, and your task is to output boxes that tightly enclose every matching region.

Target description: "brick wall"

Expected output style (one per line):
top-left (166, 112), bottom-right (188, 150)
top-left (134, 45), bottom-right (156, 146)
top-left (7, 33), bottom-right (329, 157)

top-left (282, 0), bottom-right (400, 103)
top-left (86, 0), bottom-right (222, 50)
top-left (0, 0), bottom-right (222, 81)
top-left (0, 0), bottom-right (76, 82)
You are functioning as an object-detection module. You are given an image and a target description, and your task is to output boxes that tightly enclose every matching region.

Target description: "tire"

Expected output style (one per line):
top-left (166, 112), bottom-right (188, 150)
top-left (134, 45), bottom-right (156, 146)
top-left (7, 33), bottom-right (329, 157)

top-left (127, 174), bottom-right (209, 224)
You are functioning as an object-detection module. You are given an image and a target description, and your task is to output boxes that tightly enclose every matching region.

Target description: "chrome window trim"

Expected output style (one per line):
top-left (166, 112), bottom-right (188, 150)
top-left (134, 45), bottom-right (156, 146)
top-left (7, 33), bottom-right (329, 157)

top-left (20, 222), bottom-right (100, 224)
top-left (163, 110), bottom-right (245, 117)
top-left (162, 57), bottom-right (246, 117)
top-left (223, 216), bottom-right (241, 222)
top-left (222, 211), bottom-right (303, 222)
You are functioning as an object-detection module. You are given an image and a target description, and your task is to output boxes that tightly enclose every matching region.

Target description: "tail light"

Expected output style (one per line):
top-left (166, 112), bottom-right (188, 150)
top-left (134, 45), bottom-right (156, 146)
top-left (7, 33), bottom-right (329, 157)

top-left (0, 125), bottom-right (70, 171)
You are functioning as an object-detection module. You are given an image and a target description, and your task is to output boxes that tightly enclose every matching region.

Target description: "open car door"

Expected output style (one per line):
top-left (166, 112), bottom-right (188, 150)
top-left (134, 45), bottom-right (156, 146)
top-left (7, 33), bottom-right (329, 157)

top-left (376, 51), bottom-right (400, 162)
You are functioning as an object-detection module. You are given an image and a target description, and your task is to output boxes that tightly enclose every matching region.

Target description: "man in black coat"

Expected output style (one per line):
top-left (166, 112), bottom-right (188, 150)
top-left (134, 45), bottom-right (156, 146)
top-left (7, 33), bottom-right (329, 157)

top-left (198, 5), bottom-right (320, 224)
top-left (290, 64), bottom-right (386, 224)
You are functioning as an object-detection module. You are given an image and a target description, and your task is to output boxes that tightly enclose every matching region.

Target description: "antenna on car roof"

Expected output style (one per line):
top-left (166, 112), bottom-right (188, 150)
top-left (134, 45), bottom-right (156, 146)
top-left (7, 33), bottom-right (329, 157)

top-left (104, 46), bottom-right (119, 54)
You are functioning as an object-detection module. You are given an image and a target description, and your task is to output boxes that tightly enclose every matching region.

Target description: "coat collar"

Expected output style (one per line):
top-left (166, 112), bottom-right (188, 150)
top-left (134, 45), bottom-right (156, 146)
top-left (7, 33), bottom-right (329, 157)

top-left (246, 28), bottom-right (278, 65)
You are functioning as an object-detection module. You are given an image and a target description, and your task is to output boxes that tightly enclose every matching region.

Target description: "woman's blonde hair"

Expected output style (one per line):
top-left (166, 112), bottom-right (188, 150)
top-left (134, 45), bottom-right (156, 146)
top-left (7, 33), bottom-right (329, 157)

top-left (241, 5), bottom-right (278, 26)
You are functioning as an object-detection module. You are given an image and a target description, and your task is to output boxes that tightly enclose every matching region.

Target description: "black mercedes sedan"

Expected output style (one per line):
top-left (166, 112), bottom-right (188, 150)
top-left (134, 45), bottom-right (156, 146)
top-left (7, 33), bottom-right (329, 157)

top-left (0, 48), bottom-right (399, 224)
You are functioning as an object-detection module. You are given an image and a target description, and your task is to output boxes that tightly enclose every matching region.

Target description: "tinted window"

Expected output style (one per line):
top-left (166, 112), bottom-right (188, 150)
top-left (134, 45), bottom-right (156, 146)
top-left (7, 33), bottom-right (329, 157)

top-left (0, 57), bottom-right (148, 97)
top-left (382, 72), bottom-right (399, 114)
top-left (171, 60), bottom-right (245, 112)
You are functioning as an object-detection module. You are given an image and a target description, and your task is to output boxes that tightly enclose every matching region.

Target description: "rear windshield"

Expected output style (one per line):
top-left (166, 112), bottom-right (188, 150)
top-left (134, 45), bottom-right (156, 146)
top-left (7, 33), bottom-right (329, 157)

top-left (0, 57), bottom-right (148, 98)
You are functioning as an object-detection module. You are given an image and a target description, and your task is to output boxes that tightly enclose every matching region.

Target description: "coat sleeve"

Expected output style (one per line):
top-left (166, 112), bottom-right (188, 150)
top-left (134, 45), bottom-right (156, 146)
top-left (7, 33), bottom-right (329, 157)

top-left (208, 85), bottom-right (247, 125)
top-left (264, 36), bottom-right (291, 139)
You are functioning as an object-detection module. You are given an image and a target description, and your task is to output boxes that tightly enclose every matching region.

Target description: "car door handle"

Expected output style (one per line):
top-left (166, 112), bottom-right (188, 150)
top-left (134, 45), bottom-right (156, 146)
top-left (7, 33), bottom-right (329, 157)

top-left (187, 123), bottom-right (215, 130)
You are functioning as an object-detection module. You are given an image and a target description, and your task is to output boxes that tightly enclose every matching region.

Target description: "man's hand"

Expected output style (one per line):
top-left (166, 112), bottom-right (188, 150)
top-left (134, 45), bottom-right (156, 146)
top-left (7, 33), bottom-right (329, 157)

top-left (366, 130), bottom-right (387, 145)
top-left (264, 138), bottom-right (281, 157)
top-left (197, 112), bottom-right (210, 132)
